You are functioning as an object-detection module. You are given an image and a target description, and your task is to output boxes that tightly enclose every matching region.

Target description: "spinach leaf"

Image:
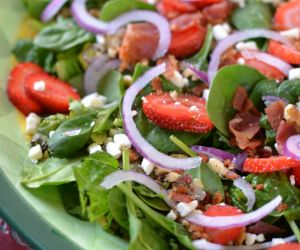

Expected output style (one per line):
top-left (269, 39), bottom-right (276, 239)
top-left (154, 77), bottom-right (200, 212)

top-left (108, 187), bottom-right (129, 230)
top-left (207, 65), bottom-right (265, 136)
top-left (48, 113), bottom-right (96, 157)
top-left (249, 79), bottom-right (277, 111)
top-left (100, 0), bottom-right (155, 21)
top-left (277, 80), bottom-right (300, 104)
top-left (73, 152), bottom-right (118, 221)
top-left (37, 114), bottom-right (67, 136)
top-left (231, 0), bottom-right (273, 30)
top-left (12, 40), bottom-right (55, 72)
top-left (54, 58), bottom-right (83, 81)
top-left (200, 163), bottom-right (224, 197)
top-left (260, 115), bottom-right (276, 146)
top-left (186, 25), bottom-right (213, 70)
top-left (21, 157), bottom-right (82, 188)
top-left (22, 0), bottom-right (51, 19)
top-left (34, 18), bottom-right (94, 51)
top-left (98, 70), bottom-right (123, 103)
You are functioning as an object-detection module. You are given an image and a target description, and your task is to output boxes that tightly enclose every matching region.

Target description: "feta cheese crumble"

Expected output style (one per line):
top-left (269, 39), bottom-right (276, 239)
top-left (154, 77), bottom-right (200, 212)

top-left (106, 142), bottom-right (121, 159)
top-left (28, 145), bottom-right (43, 163)
top-left (25, 113), bottom-right (41, 135)
top-left (113, 133), bottom-right (131, 149)
top-left (88, 143), bottom-right (102, 154)
top-left (176, 200), bottom-right (198, 217)
top-left (81, 93), bottom-right (107, 109)
top-left (140, 158), bottom-right (155, 175)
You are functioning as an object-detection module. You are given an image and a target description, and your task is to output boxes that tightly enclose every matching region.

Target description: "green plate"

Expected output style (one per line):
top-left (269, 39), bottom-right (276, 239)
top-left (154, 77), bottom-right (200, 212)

top-left (0, 1), bottom-right (127, 249)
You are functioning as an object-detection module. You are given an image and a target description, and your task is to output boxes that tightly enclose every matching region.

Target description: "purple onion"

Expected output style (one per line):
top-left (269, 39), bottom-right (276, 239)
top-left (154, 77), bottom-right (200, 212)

top-left (232, 152), bottom-right (247, 171)
top-left (233, 177), bottom-right (255, 210)
top-left (208, 29), bottom-right (293, 82)
top-left (262, 95), bottom-right (288, 107)
top-left (191, 145), bottom-right (234, 161)
top-left (122, 63), bottom-right (201, 170)
top-left (186, 195), bottom-right (282, 229)
top-left (283, 135), bottom-right (300, 160)
top-left (183, 62), bottom-right (209, 83)
top-left (101, 170), bottom-right (174, 207)
top-left (41, 0), bottom-right (68, 22)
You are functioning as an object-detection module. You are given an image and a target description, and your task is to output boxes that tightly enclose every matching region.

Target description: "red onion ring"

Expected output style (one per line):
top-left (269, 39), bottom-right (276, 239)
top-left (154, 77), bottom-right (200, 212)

top-left (192, 235), bottom-right (296, 250)
top-left (232, 152), bottom-right (247, 171)
top-left (41, 0), bottom-right (68, 22)
top-left (262, 95), bottom-right (288, 107)
top-left (191, 145), bottom-right (234, 161)
top-left (186, 195), bottom-right (282, 229)
top-left (183, 62), bottom-right (209, 83)
top-left (208, 29), bottom-right (293, 82)
top-left (241, 50), bottom-right (292, 76)
top-left (107, 10), bottom-right (171, 60)
top-left (233, 177), bottom-right (255, 210)
top-left (101, 170), bottom-right (174, 207)
top-left (283, 135), bottom-right (300, 161)
top-left (122, 63), bottom-right (201, 170)
top-left (84, 56), bottom-right (120, 94)
top-left (71, 0), bottom-right (108, 34)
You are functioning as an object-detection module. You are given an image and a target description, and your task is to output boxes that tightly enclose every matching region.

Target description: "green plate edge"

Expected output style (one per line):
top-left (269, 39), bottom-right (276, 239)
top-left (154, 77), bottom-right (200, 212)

top-left (0, 1), bottom-right (128, 249)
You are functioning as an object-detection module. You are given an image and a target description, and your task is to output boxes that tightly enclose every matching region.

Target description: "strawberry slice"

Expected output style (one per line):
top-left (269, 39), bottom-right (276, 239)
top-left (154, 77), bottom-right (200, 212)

top-left (142, 92), bottom-right (214, 133)
top-left (203, 205), bottom-right (244, 245)
top-left (25, 72), bottom-right (80, 114)
top-left (268, 40), bottom-right (300, 65)
top-left (267, 243), bottom-right (300, 250)
top-left (243, 156), bottom-right (300, 173)
top-left (7, 62), bottom-right (44, 115)
top-left (274, 0), bottom-right (300, 30)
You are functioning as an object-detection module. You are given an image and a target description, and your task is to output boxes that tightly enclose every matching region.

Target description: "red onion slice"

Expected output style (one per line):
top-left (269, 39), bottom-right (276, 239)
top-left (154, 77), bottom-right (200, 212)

top-left (122, 63), bottom-right (201, 170)
top-left (232, 152), bottom-right (247, 171)
top-left (84, 56), bottom-right (120, 94)
top-left (283, 135), bottom-right (300, 161)
top-left (233, 177), bottom-right (255, 210)
top-left (191, 145), bottom-right (234, 161)
top-left (241, 50), bottom-right (292, 76)
top-left (41, 0), bottom-right (68, 22)
top-left (183, 62), bottom-right (209, 83)
top-left (262, 95), bottom-right (288, 107)
top-left (108, 10), bottom-right (171, 60)
top-left (101, 170), bottom-right (174, 207)
top-left (192, 235), bottom-right (296, 250)
top-left (208, 29), bottom-right (293, 82)
top-left (71, 0), bottom-right (108, 34)
top-left (186, 195), bottom-right (282, 229)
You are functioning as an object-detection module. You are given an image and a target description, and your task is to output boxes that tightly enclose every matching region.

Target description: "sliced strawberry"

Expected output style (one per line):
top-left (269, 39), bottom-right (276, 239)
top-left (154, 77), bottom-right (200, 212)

top-left (243, 156), bottom-right (300, 173)
top-left (292, 167), bottom-right (300, 187)
top-left (267, 243), bottom-right (300, 250)
top-left (203, 205), bottom-right (244, 245)
top-left (191, 0), bottom-right (222, 8)
top-left (268, 40), bottom-right (300, 65)
top-left (6, 62), bottom-right (44, 115)
top-left (142, 92), bottom-right (214, 133)
top-left (274, 0), bottom-right (300, 30)
top-left (25, 72), bottom-right (80, 114)
top-left (157, 0), bottom-right (197, 19)
top-left (168, 13), bottom-right (207, 58)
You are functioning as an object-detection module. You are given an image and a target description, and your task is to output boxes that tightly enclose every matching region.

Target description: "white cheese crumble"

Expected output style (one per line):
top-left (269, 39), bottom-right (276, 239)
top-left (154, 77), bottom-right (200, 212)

top-left (213, 23), bottom-right (231, 41)
top-left (170, 70), bottom-right (189, 88)
top-left (25, 113), bottom-right (41, 135)
top-left (288, 68), bottom-right (300, 80)
top-left (167, 210), bottom-right (177, 221)
top-left (235, 41), bottom-right (258, 51)
top-left (113, 133), bottom-right (131, 149)
top-left (245, 233), bottom-right (256, 246)
top-left (176, 200), bottom-right (198, 217)
top-left (28, 145), bottom-right (43, 163)
top-left (131, 110), bottom-right (138, 117)
top-left (33, 80), bottom-right (46, 92)
top-left (140, 158), bottom-right (155, 175)
top-left (256, 234), bottom-right (265, 243)
top-left (165, 172), bottom-right (180, 182)
top-left (202, 89), bottom-right (210, 102)
top-left (271, 238), bottom-right (286, 246)
top-left (88, 143), bottom-right (102, 154)
top-left (237, 58), bottom-right (246, 65)
top-left (81, 93), bottom-right (107, 109)
top-left (49, 131), bottom-right (55, 138)
top-left (290, 175), bottom-right (296, 186)
top-left (106, 142), bottom-right (121, 159)
top-left (280, 28), bottom-right (300, 40)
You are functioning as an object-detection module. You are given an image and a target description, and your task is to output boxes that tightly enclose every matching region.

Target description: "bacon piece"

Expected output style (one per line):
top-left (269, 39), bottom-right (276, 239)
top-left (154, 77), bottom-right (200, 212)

top-left (119, 23), bottom-right (159, 69)
top-left (276, 120), bottom-right (298, 154)
top-left (157, 55), bottom-right (179, 79)
top-left (232, 86), bottom-right (250, 112)
top-left (229, 112), bottom-right (261, 150)
top-left (248, 221), bottom-right (284, 235)
top-left (265, 101), bottom-right (285, 131)
top-left (203, 0), bottom-right (235, 24)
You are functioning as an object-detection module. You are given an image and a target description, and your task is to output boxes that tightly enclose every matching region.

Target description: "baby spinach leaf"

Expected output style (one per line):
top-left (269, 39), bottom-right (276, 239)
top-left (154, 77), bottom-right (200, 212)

top-left (73, 152), bottom-right (118, 221)
top-left (12, 40), bottom-right (56, 72)
top-left (207, 65), bottom-right (265, 136)
top-left (200, 162), bottom-right (224, 197)
top-left (21, 157), bottom-right (82, 188)
top-left (37, 114), bottom-right (67, 136)
top-left (100, 0), bottom-right (155, 21)
top-left (34, 18), bottom-right (94, 51)
top-left (260, 115), bottom-right (276, 146)
top-left (186, 25), bottom-right (213, 70)
top-left (277, 79), bottom-right (300, 104)
top-left (22, 0), bottom-right (51, 19)
top-left (54, 58), bottom-right (83, 81)
top-left (231, 0), bottom-right (273, 30)
top-left (48, 113), bottom-right (96, 157)
top-left (98, 70), bottom-right (123, 103)
top-left (249, 79), bottom-right (278, 111)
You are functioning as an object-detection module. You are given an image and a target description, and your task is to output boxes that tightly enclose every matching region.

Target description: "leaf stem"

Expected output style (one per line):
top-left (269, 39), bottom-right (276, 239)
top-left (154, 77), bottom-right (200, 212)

top-left (286, 218), bottom-right (300, 243)
top-left (170, 135), bottom-right (198, 157)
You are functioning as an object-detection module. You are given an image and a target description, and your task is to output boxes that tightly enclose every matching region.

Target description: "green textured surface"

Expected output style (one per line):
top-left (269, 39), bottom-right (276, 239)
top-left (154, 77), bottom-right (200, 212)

top-left (0, 1), bottom-right (128, 249)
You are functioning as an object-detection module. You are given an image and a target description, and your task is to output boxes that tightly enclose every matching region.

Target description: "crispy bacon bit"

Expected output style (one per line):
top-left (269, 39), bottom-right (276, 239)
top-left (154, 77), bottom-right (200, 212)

top-left (255, 184), bottom-right (264, 190)
top-left (157, 55), bottom-right (179, 79)
top-left (198, 152), bottom-right (209, 162)
top-left (151, 77), bottom-right (163, 93)
top-left (128, 148), bottom-right (139, 162)
top-left (276, 203), bottom-right (288, 213)
top-left (203, 0), bottom-right (235, 24)
top-left (212, 191), bottom-right (223, 204)
top-left (232, 87), bottom-right (249, 112)
top-left (229, 112), bottom-right (261, 150)
top-left (192, 83), bottom-right (209, 96)
top-left (248, 221), bottom-right (284, 235)
top-left (187, 223), bottom-right (210, 240)
top-left (265, 101), bottom-right (285, 131)
top-left (276, 120), bottom-right (298, 154)
top-left (119, 23), bottom-right (159, 69)
top-left (170, 191), bottom-right (193, 203)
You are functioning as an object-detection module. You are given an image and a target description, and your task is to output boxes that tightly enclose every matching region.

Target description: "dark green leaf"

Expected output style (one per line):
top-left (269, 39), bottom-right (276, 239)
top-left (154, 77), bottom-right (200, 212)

top-left (37, 114), bottom-right (67, 136)
top-left (100, 0), bottom-right (155, 21)
top-left (54, 58), bottom-right (83, 81)
top-left (260, 115), bottom-right (276, 146)
top-left (48, 113), bottom-right (96, 157)
top-left (200, 163), bottom-right (224, 197)
top-left (207, 65), bottom-right (265, 136)
top-left (34, 18), bottom-right (94, 51)
top-left (22, 0), bottom-right (51, 19)
top-left (93, 103), bottom-right (119, 134)
top-left (277, 79), bottom-right (300, 104)
top-left (231, 0), bottom-right (273, 30)
top-left (98, 70), bottom-right (123, 103)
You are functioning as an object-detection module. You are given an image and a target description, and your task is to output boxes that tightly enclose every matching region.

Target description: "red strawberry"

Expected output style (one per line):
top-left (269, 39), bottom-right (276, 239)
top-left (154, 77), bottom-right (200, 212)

top-left (6, 62), bottom-right (44, 115)
top-left (243, 156), bottom-right (300, 173)
top-left (267, 243), bottom-right (300, 250)
top-left (292, 167), bottom-right (300, 187)
top-left (142, 92), bottom-right (214, 133)
top-left (25, 72), bottom-right (80, 113)
top-left (203, 205), bottom-right (244, 245)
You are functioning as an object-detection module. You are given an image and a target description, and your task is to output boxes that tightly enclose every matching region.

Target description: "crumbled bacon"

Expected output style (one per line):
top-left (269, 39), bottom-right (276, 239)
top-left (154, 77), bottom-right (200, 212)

top-left (232, 87), bottom-right (249, 112)
top-left (265, 101), bottom-right (285, 131)
top-left (229, 112), bottom-right (261, 150)
top-left (276, 203), bottom-right (288, 213)
top-left (129, 148), bottom-right (139, 162)
top-left (255, 184), bottom-right (264, 190)
top-left (157, 55), bottom-right (179, 79)
top-left (276, 120), bottom-right (298, 154)
top-left (212, 191), bottom-right (223, 204)
top-left (248, 221), bottom-right (284, 235)
top-left (151, 77), bottom-right (163, 93)
top-left (202, 0), bottom-right (235, 24)
top-left (192, 83), bottom-right (209, 96)
top-left (170, 191), bottom-right (194, 203)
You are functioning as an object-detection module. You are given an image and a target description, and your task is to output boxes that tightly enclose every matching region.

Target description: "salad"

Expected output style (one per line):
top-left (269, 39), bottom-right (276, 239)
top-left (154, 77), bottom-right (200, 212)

top-left (6, 0), bottom-right (300, 249)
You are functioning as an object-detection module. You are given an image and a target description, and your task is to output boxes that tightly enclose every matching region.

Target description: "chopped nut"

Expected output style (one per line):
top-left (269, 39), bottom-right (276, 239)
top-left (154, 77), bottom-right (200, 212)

top-left (284, 104), bottom-right (300, 129)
